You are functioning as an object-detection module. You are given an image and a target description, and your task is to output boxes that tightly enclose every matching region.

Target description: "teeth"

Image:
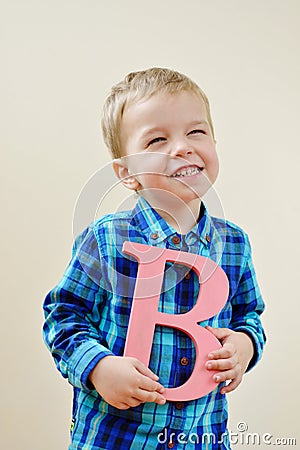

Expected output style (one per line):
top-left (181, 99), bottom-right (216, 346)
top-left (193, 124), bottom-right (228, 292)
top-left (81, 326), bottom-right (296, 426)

top-left (171, 166), bottom-right (202, 177)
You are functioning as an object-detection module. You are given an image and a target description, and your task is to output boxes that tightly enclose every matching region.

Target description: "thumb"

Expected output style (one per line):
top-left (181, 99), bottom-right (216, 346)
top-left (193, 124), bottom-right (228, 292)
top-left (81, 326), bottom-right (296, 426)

top-left (205, 325), bottom-right (233, 342)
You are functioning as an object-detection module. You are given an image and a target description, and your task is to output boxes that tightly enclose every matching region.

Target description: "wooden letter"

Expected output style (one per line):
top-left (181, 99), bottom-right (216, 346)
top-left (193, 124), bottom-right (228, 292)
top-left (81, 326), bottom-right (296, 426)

top-left (123, 241), bottom-right (229, 401)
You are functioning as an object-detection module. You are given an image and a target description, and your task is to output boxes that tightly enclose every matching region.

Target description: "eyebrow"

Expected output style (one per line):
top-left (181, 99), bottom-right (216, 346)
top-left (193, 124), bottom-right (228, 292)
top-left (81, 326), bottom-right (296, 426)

top-left (139, 127), bottom-right (164, 140)
top-left (189, 120), bottom-right (209, 127)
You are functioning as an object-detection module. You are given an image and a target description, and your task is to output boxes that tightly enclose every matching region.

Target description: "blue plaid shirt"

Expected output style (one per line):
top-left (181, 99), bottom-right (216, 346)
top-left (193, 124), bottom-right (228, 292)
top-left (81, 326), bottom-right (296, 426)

top-left (43, 196), bottom-right (266, 449)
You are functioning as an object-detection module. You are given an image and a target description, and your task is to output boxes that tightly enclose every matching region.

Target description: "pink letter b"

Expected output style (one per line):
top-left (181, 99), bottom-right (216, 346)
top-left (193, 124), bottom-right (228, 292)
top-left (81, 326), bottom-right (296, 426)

top-left (122, 241), bottom-right (229, 401)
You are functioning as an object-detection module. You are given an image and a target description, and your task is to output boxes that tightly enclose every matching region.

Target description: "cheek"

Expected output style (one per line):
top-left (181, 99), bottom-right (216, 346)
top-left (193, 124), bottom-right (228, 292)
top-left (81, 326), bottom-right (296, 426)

top-left (206, 148), bottom-right (219, 181)
top-left (128, 153), bottom-right (169, 177)
top-left (212, 155), bottom-right (220, 179)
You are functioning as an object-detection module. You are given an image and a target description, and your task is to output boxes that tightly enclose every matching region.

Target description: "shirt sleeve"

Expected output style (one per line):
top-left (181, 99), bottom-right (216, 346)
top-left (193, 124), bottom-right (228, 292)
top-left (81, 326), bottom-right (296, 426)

top-left (42, 226), bottom-right (114, 391)
top-left (229, 234), bottom-right (266, 371)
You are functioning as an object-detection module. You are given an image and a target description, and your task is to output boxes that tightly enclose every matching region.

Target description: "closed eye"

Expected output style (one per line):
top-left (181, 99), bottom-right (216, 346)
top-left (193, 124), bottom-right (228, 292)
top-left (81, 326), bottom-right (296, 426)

top-left (188, 129), bottom-right (206, 136)
top-left (147, 137), bottom-right (166, 147)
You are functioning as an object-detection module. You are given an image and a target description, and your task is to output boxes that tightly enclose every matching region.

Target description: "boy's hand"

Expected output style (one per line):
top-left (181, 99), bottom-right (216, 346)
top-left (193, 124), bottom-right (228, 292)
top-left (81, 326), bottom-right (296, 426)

top-left (205, 326), bottom-right (254, 395)
top-left (89, 355), bottom-right (166, 410)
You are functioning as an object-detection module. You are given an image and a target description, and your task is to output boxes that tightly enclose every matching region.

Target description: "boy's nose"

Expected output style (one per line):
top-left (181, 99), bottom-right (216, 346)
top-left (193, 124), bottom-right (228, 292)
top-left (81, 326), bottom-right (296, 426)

top-left (170, 140), bottom-right (193, 158)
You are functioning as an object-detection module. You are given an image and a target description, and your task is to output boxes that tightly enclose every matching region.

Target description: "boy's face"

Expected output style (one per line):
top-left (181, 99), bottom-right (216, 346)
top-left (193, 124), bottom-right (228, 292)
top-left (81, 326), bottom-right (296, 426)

top-left (114, 90), bottom-right (219, 211)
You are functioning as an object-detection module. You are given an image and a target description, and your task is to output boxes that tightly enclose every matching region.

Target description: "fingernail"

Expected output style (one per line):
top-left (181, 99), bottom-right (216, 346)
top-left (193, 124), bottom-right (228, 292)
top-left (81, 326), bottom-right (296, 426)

top-left (214, 375), bottom-right (220, 382)
top-left (208, 353), bottom-right (213, 359)
top-left (207, 363), bottom-right (212, 369)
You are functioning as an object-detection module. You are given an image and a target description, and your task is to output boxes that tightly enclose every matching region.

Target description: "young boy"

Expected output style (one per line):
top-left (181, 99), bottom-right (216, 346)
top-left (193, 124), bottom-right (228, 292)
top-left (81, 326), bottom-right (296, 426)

top-left (43, 68), bottom-right (266, 449)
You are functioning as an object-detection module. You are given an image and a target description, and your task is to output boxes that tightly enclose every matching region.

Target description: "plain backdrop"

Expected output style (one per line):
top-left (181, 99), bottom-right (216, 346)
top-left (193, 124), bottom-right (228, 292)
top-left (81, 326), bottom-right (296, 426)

top-left (1, 1), bottom-right (299, 449)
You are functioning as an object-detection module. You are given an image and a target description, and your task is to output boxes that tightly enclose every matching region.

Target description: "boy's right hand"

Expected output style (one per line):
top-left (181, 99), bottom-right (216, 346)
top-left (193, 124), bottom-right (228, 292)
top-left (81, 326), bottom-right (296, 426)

top-left (88, 355), bottom-right (166, 410)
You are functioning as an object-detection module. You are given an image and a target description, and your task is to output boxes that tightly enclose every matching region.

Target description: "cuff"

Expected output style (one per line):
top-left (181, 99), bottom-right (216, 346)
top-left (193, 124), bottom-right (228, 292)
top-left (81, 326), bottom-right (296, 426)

top-left (67, 341), bottom-right (114, 391)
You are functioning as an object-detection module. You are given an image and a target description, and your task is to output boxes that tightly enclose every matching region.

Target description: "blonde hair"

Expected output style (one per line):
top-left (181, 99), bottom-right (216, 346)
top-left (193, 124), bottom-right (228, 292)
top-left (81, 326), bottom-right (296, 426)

top-left (101, 67), bottom-right (215, 159)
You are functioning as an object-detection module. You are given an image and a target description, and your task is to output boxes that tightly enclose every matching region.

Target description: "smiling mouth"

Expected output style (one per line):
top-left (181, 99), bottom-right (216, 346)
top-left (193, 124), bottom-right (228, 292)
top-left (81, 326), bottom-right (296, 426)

top-left (170, 166), bottom-right (204, 178)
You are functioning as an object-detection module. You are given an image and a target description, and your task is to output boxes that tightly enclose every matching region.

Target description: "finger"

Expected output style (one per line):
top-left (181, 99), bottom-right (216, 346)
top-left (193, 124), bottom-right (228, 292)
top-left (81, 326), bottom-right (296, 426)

top-left (206, 354), bottom-right (238, 371)
top-left (126, 397), bottom-right (142, 408)
top-left (207, 343), bottom-right (236, 360)
top-left (206, 358), bottom-right (237, 372)
top-left (114, 402), bottom-right (131, 410)
top-left (133, 359), bottom-right (160, 381)
top-left (135, 389), bottom-right (166, 405)
top-left (153, 394), bottom-right (167, 405)
top-left (220, 376), bottom-right (242, 394)
top-left (138, 376), bottom-right (165, 394)
top-left (213, 368), bottom-right (238, 384)
top-left (206, 326), bottom-right (233, 342)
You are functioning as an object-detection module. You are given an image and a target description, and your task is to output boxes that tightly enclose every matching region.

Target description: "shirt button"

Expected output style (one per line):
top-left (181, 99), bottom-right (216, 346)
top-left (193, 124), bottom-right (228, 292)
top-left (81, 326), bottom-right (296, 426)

top-left (184, 271), bottom-right (191, 280)
top-left (151, 232), bottom-right (159, 240)
top-left (205, 234), bottom-right (211, 243)
top-left (180, 357), bottom-right (189, 366)
top-left (171, 235), bottom-right (181, 245)
top-left (175, 402), bottom-right (185, 410)
top-left (167, 442), bottom-right (175, 449)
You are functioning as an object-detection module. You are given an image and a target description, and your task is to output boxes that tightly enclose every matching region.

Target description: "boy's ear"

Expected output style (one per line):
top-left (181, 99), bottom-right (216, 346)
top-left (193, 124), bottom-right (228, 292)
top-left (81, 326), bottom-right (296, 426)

top-left (113, 159), bottom-right (141, 191)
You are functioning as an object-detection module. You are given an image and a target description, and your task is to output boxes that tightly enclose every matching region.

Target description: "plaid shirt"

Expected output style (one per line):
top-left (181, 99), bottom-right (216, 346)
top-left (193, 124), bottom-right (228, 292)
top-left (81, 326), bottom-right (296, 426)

top-left (43, 196), bottom-right (266, 450)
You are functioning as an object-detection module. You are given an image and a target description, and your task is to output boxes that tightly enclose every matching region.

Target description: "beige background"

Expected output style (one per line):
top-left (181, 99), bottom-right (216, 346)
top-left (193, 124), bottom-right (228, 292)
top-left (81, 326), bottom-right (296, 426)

top-left (1, 1), bottom-right (299, 449)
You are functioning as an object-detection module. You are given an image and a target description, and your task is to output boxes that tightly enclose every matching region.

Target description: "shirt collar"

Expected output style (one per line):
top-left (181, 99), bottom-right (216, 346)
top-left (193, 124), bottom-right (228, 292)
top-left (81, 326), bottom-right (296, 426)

top-left (131, 196), bottom-right (212, 248)
top-left (131, 196), bottom-right (174, 244)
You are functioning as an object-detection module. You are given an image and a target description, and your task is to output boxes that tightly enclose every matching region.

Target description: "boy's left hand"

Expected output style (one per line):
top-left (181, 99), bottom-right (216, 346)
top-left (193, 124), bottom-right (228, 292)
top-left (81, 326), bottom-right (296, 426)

top-left (205, 326), bottom-right (254, 395)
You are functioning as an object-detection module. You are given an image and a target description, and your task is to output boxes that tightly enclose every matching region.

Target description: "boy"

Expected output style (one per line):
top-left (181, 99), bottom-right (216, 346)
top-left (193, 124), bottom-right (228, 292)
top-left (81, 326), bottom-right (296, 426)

top-left (43, 68), bottom-right (266, 449)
